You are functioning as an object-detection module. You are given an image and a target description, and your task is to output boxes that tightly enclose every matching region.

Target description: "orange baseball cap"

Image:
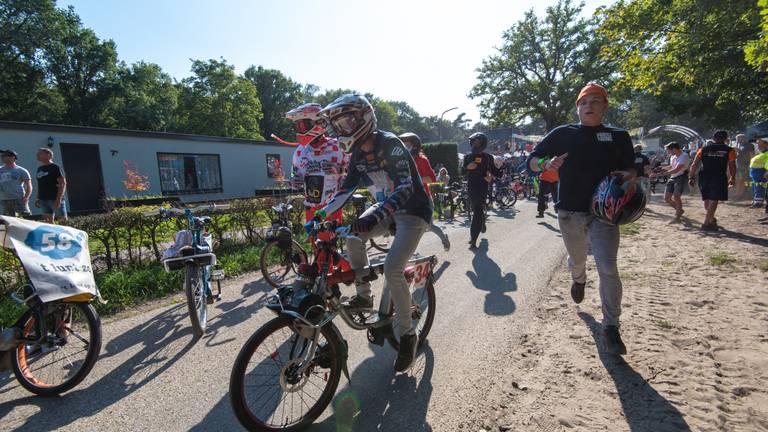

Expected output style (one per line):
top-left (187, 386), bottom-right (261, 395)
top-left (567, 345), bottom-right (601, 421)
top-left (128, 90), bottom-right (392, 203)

top-left (576, 83), bottom-right (608, 104)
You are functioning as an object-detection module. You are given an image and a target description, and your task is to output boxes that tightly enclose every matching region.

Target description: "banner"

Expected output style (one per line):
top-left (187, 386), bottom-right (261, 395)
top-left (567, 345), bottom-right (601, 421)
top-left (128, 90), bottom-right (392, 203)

top-left (1, 216), bottom-right (99, 303)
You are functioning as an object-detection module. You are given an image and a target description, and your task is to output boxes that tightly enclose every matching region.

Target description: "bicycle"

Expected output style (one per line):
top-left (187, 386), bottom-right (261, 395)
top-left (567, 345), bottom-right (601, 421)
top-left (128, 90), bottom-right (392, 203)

top-left (147, 204), bottom-right (228, 337)
top-left (260, 201), bottom-right (309, 289)
top-left (489, 176), bottom-right (518, 209)
top-left (229, 219), bottom-right (437, 431)
top-left (0, 216), bottom-right (102, 396)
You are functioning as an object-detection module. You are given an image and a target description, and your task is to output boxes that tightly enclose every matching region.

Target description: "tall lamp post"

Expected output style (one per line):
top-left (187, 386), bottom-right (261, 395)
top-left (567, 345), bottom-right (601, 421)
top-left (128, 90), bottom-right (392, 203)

top-left (438, 107), bottom-right (458, 144)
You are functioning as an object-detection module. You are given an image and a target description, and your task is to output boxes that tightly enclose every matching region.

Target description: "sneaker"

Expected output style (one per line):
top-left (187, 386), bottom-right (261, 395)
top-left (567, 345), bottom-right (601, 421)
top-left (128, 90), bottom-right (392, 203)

top-left (394, 333), bottom-right (418, 372)
top-left (570, 281), bottom-right (585, 304)
top-left (469, 243), bottom-right (477, 251)
top-left (700, 223), bottom-right (718, 232)
top-left (343, 295), bottom-right (373, 311)
top-left (441, 234), bottom-right (451, 252)
top-left (535, 213), bottom-right (544, 218)
top-left (602, 325), bottom-right (627, 355)
top-left (667, 217), bottom-right (681, 224)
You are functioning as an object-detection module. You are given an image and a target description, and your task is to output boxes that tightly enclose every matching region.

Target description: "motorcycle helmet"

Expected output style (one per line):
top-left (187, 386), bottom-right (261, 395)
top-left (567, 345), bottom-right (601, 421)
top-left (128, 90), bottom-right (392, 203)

top-left (285, 103), bottom-right (326, 146)
top-left (398, 132), bottom-right (422, 156)
top-left (468, 132), bottom-right (488, 153)
top-left (319, 94), bottom-right (377, 153)
top-left (590, 175), bottom-right (646, 226)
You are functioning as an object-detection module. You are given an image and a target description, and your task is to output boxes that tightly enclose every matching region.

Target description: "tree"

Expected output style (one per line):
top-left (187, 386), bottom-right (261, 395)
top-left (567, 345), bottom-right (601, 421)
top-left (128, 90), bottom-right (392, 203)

top-left (745, 0), bottom-right (768, 69)
top-left (470, 0), bottom-right (612, 131)
top-left (244, 66), bottom-right (305, 140)
top-left (106, 62), bottom-right (178, 131)
top-left (598, 0), bottom-right (767, 129)
top-left (0, 0), bottom-right (71, 122)
top-left (175, 59), bottom-right (264, 139)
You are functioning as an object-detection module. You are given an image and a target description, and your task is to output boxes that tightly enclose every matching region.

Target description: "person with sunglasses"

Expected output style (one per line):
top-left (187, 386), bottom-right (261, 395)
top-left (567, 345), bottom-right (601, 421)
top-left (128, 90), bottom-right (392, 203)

top-left (287, 103), bottom-right (348, 228)
top-left (310, 94), bottom-right (432, 372)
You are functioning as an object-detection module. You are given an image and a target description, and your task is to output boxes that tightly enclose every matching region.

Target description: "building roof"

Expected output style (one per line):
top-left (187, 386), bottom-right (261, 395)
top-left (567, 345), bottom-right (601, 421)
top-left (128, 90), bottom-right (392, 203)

top-left (0, 120), bottom-right (288, 147)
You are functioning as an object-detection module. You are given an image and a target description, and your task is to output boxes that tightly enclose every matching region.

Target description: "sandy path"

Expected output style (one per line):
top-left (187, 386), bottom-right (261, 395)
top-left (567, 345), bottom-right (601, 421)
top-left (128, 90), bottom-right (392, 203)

top-left (474, 196), bottom-right (768, 432)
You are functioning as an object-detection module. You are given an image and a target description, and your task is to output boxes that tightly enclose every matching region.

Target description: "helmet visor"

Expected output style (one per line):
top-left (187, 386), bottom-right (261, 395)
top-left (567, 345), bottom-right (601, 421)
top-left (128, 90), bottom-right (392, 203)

top-left (330, 113), bottom-right (360, 136)
top-left (294, 119), bottom-right (315, 134)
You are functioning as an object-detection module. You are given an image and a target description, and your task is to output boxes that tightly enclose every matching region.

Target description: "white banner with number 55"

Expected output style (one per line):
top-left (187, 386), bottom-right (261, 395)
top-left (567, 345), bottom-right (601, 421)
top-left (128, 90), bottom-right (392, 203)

top-left (1, 216), bottom-right (100, 303)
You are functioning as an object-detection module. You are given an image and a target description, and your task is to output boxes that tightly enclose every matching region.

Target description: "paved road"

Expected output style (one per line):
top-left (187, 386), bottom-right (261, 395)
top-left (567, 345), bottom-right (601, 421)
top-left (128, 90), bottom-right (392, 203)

top-left (0, 200), bottom-right (566, 431)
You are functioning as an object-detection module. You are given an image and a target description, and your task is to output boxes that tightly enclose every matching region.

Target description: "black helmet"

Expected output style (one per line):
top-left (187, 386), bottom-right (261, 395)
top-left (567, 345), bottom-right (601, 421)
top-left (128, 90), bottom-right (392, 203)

top-left (590, 176), bottom-right (646, 226)
top-left (398, 132), bottom-right (422, 156)
top-left (468, 132), bottom-right (487, 153)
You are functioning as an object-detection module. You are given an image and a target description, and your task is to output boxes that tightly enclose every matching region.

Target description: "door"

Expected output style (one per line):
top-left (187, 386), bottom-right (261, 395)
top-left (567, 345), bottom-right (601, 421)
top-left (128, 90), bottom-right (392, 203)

top-left (60, 143), bottom-right (105, 213)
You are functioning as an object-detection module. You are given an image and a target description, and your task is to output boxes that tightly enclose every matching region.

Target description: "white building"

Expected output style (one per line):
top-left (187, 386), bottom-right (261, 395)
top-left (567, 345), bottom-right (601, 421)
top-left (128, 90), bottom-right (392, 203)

top-left (0, 121), bottom-right (296, 215)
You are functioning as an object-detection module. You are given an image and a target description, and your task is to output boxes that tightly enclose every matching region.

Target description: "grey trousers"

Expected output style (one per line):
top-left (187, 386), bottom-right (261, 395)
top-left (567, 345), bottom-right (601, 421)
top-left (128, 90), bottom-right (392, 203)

top-left (346, 205), bottom-right (427, 336)
top-left (557, 211), bottom-right (622, 326)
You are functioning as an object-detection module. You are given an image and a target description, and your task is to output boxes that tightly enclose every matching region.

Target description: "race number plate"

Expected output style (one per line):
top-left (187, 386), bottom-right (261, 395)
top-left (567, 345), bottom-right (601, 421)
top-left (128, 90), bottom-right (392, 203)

top-left (410, 261), bottom-right (431, 291)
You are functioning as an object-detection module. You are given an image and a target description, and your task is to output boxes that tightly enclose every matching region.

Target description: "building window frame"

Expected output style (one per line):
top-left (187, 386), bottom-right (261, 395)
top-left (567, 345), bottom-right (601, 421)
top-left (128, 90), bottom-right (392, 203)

top-left (156, 152), bottom-right (223, 195)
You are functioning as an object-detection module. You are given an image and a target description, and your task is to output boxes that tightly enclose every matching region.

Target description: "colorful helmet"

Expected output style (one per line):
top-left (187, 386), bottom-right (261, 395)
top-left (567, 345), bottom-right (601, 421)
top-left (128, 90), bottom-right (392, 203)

top-left (590, 176), bottom-right (646, 226)
top-left (468, 132), bottom-right (488, 153)
top-left (398, 132), bottom-right (422, 156)
top-left (319, 94), bottom-right (376, 153)
top-left (285, 103), bottom-right (326, 146)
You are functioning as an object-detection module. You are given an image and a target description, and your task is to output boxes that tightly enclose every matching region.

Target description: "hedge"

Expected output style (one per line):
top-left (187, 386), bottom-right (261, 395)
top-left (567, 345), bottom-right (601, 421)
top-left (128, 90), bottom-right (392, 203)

top-left (422, 142), bottom-right (460, 181)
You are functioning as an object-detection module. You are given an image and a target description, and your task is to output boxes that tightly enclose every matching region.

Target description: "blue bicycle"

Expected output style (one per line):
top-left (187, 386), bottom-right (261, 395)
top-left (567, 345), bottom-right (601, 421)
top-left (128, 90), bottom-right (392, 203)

top-left (147, 204), bottom-right (228, 337)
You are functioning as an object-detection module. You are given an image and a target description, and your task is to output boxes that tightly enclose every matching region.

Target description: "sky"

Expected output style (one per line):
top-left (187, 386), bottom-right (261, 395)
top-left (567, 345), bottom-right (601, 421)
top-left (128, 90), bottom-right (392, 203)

top-left (58, 0), bottom-right (615, 125)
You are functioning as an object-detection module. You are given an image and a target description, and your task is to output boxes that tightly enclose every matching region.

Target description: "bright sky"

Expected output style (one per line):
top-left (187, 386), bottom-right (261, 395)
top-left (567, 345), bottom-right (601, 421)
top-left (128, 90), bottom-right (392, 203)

top-left (59, 0), bottom-right (614, 125)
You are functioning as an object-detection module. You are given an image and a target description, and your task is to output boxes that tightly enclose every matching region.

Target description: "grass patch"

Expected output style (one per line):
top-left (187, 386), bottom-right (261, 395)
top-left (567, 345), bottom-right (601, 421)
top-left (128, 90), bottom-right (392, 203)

top-left (708, 251), bottom-right (737, 266)
top-left (655, 319), bottom-right (674, 330)
top-left (619, 223), bottom-right (641, 236)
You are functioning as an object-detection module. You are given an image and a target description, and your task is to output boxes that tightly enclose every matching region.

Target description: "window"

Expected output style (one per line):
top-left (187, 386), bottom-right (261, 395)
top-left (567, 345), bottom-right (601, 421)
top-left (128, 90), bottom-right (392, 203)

top-left (266, 154), bottom-right (282, 179)
top-left (157, 153), bottom-right (222, 194)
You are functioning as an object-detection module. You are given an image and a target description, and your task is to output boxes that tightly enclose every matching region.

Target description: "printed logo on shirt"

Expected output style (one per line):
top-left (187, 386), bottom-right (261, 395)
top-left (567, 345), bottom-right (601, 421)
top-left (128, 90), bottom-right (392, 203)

top-left (390, 146), bottom-right (404, 157)
top-left (36, 171), bottom-right (50, 179)
top-left (396, 160), bottom-right (409, 170)
top-left (356, 164), bottom-right (366, 172)
top-left (597, 132), bottom-right (613, 142)
top-left (474, 157), bottom-right (482, 163)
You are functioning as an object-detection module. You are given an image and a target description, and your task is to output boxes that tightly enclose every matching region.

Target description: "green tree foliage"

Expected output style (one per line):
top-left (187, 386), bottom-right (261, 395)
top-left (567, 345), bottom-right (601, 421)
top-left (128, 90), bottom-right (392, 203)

top-left (244, 66), bottom-right (305, 140)
top-left (175, 59), bottom-right (264, 139)
top-left (470, 0), bottom-right (611, 131)
top-left (745, 0), bottom-right (768, 69)
top-left (106, 62), bottom-right (179, 131)
top-left (599, 0), bottom-right (767, 128)
top-left (422, 143), bottom-right (460, 181)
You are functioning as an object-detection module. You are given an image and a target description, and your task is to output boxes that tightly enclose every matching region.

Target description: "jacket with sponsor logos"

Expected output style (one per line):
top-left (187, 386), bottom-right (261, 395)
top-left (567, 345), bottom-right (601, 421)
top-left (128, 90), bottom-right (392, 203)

top-left (291, 137), bottom-right (348, 208)
top-left (321, 130), bottom-right (433, 224)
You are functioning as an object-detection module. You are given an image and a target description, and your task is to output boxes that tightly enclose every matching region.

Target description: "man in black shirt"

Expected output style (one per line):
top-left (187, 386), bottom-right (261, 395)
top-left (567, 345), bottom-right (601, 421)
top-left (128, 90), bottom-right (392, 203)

top-left (527, 83), bottom-right (636, 355)
top-left (35, 148), bottom-right (67, 223)
top-left (688, 130), bottom-right (736, 231)
top-left (462, 132), bottom-right (501, 250)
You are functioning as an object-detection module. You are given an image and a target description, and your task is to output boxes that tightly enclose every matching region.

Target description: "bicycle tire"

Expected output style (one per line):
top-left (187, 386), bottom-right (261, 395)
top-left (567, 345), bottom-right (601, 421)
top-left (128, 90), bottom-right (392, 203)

top-left (230, 316), bottom-right (343, 432)
top-left (386, 272), bottom-right (437, 351)
top-left (12, 302), bottom-right (102, 396)
top-left (499, 188), bottom-right (517, 208)
top-left (260, 240), bottom-right (308, 289)
top-left (369, 236), bottom-right (391, 253)
top-left (185, 263), bottom-right (207, 337)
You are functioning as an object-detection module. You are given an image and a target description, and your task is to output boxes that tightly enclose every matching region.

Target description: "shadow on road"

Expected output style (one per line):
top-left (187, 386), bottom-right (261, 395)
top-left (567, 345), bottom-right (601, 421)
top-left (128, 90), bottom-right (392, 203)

top-left (0, 304), bottom-right (198, 431)
top-left (537, 221), bottom-right (561, 236)
top-left (465, 239), bottom-right (518, 316)
top-left (578, 312), bottom-right (691, 432)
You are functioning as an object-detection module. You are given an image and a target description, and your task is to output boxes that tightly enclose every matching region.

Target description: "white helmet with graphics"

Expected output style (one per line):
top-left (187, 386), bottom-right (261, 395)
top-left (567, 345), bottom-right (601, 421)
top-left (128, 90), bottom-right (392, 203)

top-left (319, 94), bottom-right (377, 153)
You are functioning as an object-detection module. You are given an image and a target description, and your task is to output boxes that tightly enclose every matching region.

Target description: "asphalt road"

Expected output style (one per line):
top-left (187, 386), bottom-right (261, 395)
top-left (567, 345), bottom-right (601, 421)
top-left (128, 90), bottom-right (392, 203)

top-left (0, 200), bottom-right (566, 432)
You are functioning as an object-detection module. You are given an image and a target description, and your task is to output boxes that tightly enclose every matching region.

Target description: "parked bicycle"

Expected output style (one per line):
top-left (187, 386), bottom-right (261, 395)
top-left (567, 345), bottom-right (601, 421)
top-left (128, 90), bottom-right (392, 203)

top-left (229, 219), bottom-right (437, 431)
top-left (260, 201), bottom-right (309, 289)
top-left (146, 204), bottom-right (228, 337)
top-left (488, 176), bottom-right (518, 209)
top-left (0, 216), bottom-right (102, 396)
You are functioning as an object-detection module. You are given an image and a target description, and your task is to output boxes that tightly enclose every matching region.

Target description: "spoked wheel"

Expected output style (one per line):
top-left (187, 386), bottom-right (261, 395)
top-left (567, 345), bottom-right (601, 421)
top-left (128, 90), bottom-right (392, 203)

top-left (230, 316), bottom-right (343, 432)
top-left (261, 240), bottom-right (308, 289)
top-left (185, 263), bottom-right (207, 337)
top-left (11, 302), bottom-right (102, 396)
top-left (386, 272), bottom-right (437, 350)
top-left (498, 188), bottom-right (518, 208)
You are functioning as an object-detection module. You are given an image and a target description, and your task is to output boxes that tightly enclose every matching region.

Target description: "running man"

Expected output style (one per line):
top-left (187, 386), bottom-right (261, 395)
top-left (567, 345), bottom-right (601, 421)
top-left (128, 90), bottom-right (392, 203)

top-left (312, 94), bottom-right (432, 372)
top-left (462, 132), bottom-right (501, 250)
top-left (287, 103), bottom-right (348, 231)
top-left (527, 82), bottom-right (636, 355)
top-left (633, 144), bottom-right (651, 200)
top-left (688, 130), bottom-right (737, 231)
top-left (399, 132), bottom-right (451, 251)
top-left (660, 141), bottom-right (689, 223)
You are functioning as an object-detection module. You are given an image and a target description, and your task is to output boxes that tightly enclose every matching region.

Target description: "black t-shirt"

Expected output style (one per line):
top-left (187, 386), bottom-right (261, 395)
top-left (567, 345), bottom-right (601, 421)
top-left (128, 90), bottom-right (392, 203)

top-left (462, 152), bottom-right (501, 192)
top-left (528, 124), bottom-right (634, 212)
top-left (36, 163), bottom-right (64, 200)
top-left (633, 152), bottom-right (650, 178)
top-left (696, 144), bottom-right (735, 182)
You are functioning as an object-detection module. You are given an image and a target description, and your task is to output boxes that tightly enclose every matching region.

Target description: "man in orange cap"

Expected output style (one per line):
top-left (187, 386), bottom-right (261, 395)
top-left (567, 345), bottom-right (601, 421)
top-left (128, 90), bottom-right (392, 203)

top-left (527, 82), bottom-right (636, 356)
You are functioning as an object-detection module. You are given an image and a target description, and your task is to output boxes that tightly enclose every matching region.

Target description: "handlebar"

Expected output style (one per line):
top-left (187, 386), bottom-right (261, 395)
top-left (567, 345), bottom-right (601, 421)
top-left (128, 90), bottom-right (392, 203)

top-left (142, 203), bottom-right (231, 218)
